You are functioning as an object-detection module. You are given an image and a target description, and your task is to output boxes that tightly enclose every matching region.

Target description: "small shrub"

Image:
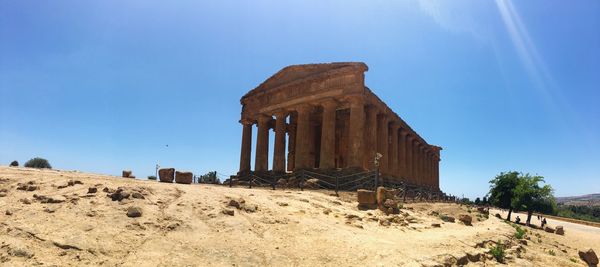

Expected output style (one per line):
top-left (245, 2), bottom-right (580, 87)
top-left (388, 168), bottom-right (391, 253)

top-left (9, 160), bottom-right (19, 167)
top-left (537, 238), bottom-right (542, 243)
top-left (548, 250), bottom-right (556, 256)
top-left (570, 258), bottom-right (578, 263)
top-left (514, 226), bottom-right (526, 239)
top-left (147, 175), bottom-right (157, 180)
top-left (490, 241), bottom-right (505, 263)
top-left (24, 157), bottom-right (52, 169)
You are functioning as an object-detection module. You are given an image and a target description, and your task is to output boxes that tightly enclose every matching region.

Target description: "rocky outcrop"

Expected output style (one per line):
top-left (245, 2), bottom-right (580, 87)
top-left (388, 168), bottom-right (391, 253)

top-left (555, 226), bottom-right (564, 235)
top-left (459, 214), bottom-right (472, 226)
top-left (159, 168), bottom-right (175, 183)
top-left (175, 171), bottom-right (193, 184)
top-left (578, 249), bottom-right (598, 266)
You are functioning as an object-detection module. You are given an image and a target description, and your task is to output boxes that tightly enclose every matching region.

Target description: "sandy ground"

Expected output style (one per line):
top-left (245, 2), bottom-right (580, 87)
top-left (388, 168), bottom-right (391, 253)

top-left (0, 166), bottom-right (598, 266)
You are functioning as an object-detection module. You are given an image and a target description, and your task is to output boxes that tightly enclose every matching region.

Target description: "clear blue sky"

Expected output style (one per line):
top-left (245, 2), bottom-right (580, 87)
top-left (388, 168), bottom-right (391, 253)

top-left (1, 1), bottom-right (598, 199)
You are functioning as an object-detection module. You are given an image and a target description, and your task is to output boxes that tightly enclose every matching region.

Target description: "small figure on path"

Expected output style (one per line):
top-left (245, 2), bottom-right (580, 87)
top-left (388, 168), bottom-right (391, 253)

top-left (542, 218), bottom-right (547, 228)
top-left (515, 216), bottom-right (521, 224)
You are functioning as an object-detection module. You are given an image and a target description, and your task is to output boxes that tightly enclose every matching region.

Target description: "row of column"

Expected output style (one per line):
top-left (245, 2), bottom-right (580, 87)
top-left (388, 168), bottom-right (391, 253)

top-left (238, 97), bottom-right (440, 189)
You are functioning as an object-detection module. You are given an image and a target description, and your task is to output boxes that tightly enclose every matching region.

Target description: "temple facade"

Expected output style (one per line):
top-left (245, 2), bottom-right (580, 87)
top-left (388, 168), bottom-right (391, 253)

top-left (237, 62), bottom-right (441, 190)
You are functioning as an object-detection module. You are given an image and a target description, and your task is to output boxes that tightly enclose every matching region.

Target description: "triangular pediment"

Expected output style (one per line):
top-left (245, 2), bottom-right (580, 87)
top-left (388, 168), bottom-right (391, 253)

top-left (243, 62), bottom-right (367, 100)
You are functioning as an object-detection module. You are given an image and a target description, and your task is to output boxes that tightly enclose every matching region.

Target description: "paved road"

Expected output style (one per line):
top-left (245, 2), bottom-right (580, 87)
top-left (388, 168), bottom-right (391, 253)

top-left (492, 209), bottom-right (600, 236)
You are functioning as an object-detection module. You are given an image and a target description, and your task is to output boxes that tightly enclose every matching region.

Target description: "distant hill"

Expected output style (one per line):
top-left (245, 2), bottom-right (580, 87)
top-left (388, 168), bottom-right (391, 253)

top-left (556, 193), bottom-right (600, 206)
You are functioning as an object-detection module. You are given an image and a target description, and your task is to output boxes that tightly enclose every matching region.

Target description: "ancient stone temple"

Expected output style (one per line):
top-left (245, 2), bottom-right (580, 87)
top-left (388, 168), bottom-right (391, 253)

top-left (237, 62), bottom-right (442, 190)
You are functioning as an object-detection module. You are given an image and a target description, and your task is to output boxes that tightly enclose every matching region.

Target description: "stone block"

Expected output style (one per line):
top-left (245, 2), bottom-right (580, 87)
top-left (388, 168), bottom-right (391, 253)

top-left (122, 170), bottom-right (132, 178)
top-left (175, 171), bottom-right (193, 184)
top-left (158, 168), bottom-right (175, 183)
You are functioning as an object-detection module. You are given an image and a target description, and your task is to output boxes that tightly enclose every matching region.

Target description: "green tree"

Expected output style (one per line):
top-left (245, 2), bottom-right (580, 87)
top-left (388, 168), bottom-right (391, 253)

top-left (512, 174), bottom-right (555, 225)
top-left (488, 171), bottom-right (520, 221)
top-left (482, 196), bottom-right (488, 205)
top-left (24, 157), bottom-right (52, 169)
top-left (474, 197), bottom-right (481, 205)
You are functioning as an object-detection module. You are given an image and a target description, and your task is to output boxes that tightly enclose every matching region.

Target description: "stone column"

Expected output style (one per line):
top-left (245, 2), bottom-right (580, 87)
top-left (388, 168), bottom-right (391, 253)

top-left (238, 119), bottom-right (253, 174)
top-left (286, 114), bottom-right (297, 171)
top-left (273, 111), bottom-right (287, 173)
top-left (418, 145), bottom-right (424, 186)
top-left (347, 96), bottom-right (365, 169)
top-left (377, 113), bottom-right (389, 174)
top-left (294, 104), bottom-right (313, 170)
top-left (389, 122), bottom-right (399, 179)
top-left (255, 114), bottom-right (271, 172)
top-left (319, 99), bottom-right (337, 169)
top-left (399, 129), bottom-right (408, 181)
top-left (412, 140), bottom-right (420, 185)
top-left (364, 106), bottom-right (378, 170)
top-left (406, 135), bottom-right (413, 184)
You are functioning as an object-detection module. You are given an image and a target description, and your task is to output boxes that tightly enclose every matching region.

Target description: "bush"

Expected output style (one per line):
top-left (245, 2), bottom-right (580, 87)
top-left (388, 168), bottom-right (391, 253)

top-left (147, 176), bottom-right (157, 180)
top-left (548, 250), bottom-right (556, 256)
top-left (24, 157), bottom-right (52, 169)
top-left (514, 226), bottom-right (526, 239)
top-left (9, 160), bottom-right (19, 167)
top-left (490, 241), bottom-right (505, 263)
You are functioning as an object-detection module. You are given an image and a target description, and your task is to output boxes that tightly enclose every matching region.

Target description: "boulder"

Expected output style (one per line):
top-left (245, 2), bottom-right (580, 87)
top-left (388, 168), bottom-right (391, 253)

top-left (175, 171), bottom-right (193, 184)
top-left (122, 170), bottom-right (132, 178)
top-left (382, 198), bottom-right (400, 214)
top-left (544, 226), bottom-right (555, 233)
top-left (87, 187), bottom-right (97, 194)
top-left (440, 215), bottom-right (456, 223)
top-left (357, 189), bottom-right (377, 209)
top-left (158, 168), bottom-right (175, 183)
top-left (578, 249), bottom-right (598, 266)
top-left (126, 206), bottom-right (142, 218)
top-left (459, 214), bottom-right (473, 226)
top-left (555, 226), bottom-right (564, 235)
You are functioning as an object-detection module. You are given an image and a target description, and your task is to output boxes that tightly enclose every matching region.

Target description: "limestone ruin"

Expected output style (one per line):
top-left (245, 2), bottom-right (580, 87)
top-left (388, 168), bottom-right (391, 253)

top-left (236, 62), bottom-right (441, 191)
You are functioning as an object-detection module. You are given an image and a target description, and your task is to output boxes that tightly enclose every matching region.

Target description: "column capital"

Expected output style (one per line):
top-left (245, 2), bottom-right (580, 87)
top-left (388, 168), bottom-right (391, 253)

top-left (293, 103), bottom-right (314, 113)
top-left (256, 114), bottom-right (272, 124)
top-left (319, 98), bottom-right (339, 108)
top-left (272, 109), bottom-right (288, 118)
top-left (239, 118), bottom-right (254, 125)
top-left (345, 94), bottom-right (365, 105)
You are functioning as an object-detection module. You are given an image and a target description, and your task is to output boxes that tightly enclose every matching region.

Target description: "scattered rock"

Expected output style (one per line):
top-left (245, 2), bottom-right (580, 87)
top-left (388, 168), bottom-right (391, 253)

top-left (20, 198), bottom-right (32, 204)
top-left (242, 204), bottom-right (258, 213)
top-left (8, 247), bottom-right (34, 258)
top-left (159, 168), bottom-right (175, 183)
top-left (495, 213), bottom-right (502, 219)
top-left (466, 250), bottom-right (481, 262)
top-left (108, 188), bottom-right (131, 201)
top-left (44, 207), bottom-right (57, 213)
top-left (381, 198), bottom-right (401, 214)
top-left (5, 209), bottom-right (12, 215)
top-left (227, 199), bottom-right (243, 209)
top-left (431, 223), bottom-right (441, 228)
top-left (102, 187), bottom-right (110, 193)
top-left (519, 239), bottom-right (528, 246)
top-left (33, 194), bottom-right (66, 204)
top-left (222, 208), bottom-right (234, 216)
top-left (303, 178), bottom-right (320, 189)
top-left (440, 215), bottom-right (455, 223)
top-left (578, 249), bottom-right (598, 266)
top-left (175, 171), bottom-right (193, 184)
top-left (378, 218), bottom-right (391, 226)
top-left (459, 214), bottom-right (473, 226)
top-left (126, 206), bottom-right (142, 217)
top-left (276, 202), bottom-right (288, 207)
top-left (0, 192), bottom-right (6, 197)
top-left (87, 187), bottom-right (97, 194)
top-left (323, 208), bottom-right (332, 215)
top-left (544, 226), bottom-right (555, 233)
top-left (555, 226), bottom-right (564, 235)
top-left (132, 192), bottom-right (145, 199)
